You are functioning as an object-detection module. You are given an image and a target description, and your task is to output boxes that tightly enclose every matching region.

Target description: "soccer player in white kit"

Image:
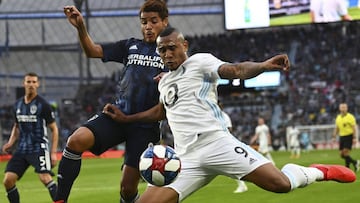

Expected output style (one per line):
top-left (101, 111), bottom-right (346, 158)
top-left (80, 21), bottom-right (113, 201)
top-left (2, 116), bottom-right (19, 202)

top-left (310, 0), bottom-right (352, 23)
top-left (103, 26), bottom-right (356, 203)
top-left (287, 124), bottom-right (301, 159)
top-left (250, 117), bottom-right (275, 164)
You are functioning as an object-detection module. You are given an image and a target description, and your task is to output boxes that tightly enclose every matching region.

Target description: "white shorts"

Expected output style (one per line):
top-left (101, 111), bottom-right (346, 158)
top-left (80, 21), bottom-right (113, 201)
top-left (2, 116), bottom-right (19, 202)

top-left (289, 139), bottom-right (300, 148)
top-left (258, 142), bottom-right (270, 154)
top-left (165, 131), bottom-right (271, 201)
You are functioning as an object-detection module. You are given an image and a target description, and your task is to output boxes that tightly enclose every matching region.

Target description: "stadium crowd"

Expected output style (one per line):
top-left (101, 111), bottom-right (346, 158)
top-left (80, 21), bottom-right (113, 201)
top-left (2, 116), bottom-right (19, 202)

top-left (1, 21), bottom-right (360, 152)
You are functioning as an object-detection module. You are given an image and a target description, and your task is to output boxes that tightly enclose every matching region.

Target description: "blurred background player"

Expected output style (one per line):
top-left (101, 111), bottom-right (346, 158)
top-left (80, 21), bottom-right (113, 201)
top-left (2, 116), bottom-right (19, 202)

top-left (332, 102), bottom-right (359, 172)
top-left (250, 117), bottom-right (275, 164)
top-left (310, 0), bottom-right (352, 23)
top-left (55, 1), bottom-right (169, 203)
top-left (219, 101), bottom-right (248, 193)
top-left (287, 123), bottom-right (301, 159)
top-left (300, 131), bottom-right (311, 152)
top-left (2, 72), bottom-right (59, 203)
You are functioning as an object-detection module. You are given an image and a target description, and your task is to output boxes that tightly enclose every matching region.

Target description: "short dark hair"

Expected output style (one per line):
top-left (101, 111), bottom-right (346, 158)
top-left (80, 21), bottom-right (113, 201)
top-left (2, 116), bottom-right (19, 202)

top-left (25, 72), bottom-right (38, 78)
top-left (157, 26), bottom-right (185, 44)
top-left (159, 26), bottom-right (177, 37)
top-left (139, 0), bottom-right (169, 20)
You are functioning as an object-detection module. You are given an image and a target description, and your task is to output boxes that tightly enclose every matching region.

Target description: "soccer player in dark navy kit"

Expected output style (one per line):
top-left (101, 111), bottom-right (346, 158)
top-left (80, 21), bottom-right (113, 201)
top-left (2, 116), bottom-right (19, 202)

top-left (2, 72), bottom-right (59, 203)
top-left (55, 1), bottom-right (169, 202)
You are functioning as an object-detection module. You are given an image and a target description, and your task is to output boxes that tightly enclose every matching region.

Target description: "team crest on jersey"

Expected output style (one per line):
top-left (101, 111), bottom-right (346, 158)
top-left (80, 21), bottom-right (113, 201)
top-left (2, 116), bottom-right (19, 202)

top-left (164, 84), bottom-right (178, 108)
top-left (30, 104), bottom-right (37, 114)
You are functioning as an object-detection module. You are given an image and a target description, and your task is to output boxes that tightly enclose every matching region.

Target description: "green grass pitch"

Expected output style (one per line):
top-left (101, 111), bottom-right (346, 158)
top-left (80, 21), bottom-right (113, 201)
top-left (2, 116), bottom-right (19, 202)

top-left (0, 149), bottom-right (359, 202)
top-left (270, 7), bottom-right (360, 27)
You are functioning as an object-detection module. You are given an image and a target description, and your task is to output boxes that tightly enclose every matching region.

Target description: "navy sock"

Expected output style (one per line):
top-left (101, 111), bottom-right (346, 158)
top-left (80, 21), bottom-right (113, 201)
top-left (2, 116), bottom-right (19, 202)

top-left (55, 147), bottom-right (82, 201)
top-left (344, 155), bottom-right (355, 167)
top-left (46, 180), bottom-right (58, 201)
top-left (6, 186), bottom-right (19, 203)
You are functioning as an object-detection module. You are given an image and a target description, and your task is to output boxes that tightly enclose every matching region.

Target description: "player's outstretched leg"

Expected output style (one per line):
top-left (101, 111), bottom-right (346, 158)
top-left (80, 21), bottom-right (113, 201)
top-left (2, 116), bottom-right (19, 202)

top-left (54, 147), bottom-right (82, 203)
top-left (280, 163), bottom-right (356, 191)
top-left (54, 127), bottom-right (95, 203)
top-left (310, 164), bottom-right (356, 183)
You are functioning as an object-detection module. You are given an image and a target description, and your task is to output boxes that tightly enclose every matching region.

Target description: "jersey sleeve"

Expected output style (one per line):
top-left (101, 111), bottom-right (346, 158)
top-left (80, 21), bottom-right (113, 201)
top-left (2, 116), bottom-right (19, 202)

top-left (350, 114), bottom-right (356, 126)
top-left (42, 102), bottom-right (56, 125)
top-left (101, 39), bottom-right (129, 63)
top-left (337, 1), bottom-right (349, 16)
top-left (13, 102), bottom-right (18, 124)
top-left (191, 53), bottom-right (226, 80)
top-left (200, 53), bottom-right (226, 73)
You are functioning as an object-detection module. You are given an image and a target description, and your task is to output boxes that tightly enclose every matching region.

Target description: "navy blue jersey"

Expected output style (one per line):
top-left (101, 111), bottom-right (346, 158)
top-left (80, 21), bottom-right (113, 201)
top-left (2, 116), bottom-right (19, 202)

top-left (13, 95), bottom-right (55, 154)
top-left (101, 38), bottom-right (167, 127)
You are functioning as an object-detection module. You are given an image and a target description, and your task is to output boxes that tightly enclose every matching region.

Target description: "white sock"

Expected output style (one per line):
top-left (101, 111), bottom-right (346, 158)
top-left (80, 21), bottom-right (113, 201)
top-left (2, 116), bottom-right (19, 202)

top-left (281, 163), bottom-right (324, 190)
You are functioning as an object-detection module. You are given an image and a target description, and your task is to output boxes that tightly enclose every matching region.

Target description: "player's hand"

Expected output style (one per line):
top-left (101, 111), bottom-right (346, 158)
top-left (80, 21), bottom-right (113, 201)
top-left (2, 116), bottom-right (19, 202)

top-left (51, 152), bottom-right (58, 168)
top-left (153, 72), bottom-right (167, 83)
top-left (102, 103), bottom-right (129, 123)
top-left (2, 143), bottom-right (12, 154)
top-left (331, 136), bottom-right (337, 143)
top-left (264, 54), bottom-right (290, 72)
top-left (63, 5), bottom-right (84, 29)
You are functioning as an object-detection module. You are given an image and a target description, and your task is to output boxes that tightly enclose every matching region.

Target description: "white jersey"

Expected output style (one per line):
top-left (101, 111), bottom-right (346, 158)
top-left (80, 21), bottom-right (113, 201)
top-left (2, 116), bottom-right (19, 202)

top-left (158, 53), bottom-right (227, 155)
top-left (222, 111), bottom-right (232, 129)
top-left (255, 124), bottom-right (270, 153)
top-left (310, 0), bottom-right (349, 22)
top-left (287, 126), bottom-right (300, 148)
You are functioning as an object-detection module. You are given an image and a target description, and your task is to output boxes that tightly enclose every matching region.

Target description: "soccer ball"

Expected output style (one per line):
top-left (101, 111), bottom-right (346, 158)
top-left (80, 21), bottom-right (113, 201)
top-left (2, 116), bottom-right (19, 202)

top-left (139, 144), bottom-right (181, 186)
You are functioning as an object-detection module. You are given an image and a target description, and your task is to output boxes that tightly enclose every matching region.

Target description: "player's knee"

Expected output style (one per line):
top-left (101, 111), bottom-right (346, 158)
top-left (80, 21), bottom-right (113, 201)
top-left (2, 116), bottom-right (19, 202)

top-left (3, 176), bottom-right (16, 189)
top-left (265, 177), bottom-right (291, 193)
top-left (66, 127), bottom-right (94, 152)
top-left (272, 181), bottom-right (291, 193)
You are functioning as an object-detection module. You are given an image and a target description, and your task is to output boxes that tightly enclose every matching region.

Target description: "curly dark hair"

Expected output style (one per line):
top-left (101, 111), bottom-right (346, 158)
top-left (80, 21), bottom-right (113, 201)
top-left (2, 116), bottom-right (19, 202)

top-left (139, 0), bottom-right (169, 20)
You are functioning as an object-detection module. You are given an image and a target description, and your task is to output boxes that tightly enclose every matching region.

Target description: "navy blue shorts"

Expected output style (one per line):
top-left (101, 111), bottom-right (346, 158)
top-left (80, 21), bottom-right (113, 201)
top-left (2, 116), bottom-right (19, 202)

top-left (83, 113), bottom-right (160, 168)
top-left (5, 151), bottom-right (53, 179)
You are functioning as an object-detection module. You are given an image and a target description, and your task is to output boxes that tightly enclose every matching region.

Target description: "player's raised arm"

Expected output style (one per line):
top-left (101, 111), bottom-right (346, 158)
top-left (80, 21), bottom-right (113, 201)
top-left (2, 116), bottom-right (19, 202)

top-left (102, 103), bottom-right (166, 123)
top-left (63, 5), bottom-right (103, 58)
top-left (218, 54), bottom-right (290, 80)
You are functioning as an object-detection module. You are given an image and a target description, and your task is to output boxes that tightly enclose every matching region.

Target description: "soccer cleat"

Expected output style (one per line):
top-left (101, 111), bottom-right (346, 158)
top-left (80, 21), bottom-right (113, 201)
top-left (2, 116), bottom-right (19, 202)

top-left (310, 164), bottom-right (356, 183)
top-left (53, 200), bottom-right (65, 203)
